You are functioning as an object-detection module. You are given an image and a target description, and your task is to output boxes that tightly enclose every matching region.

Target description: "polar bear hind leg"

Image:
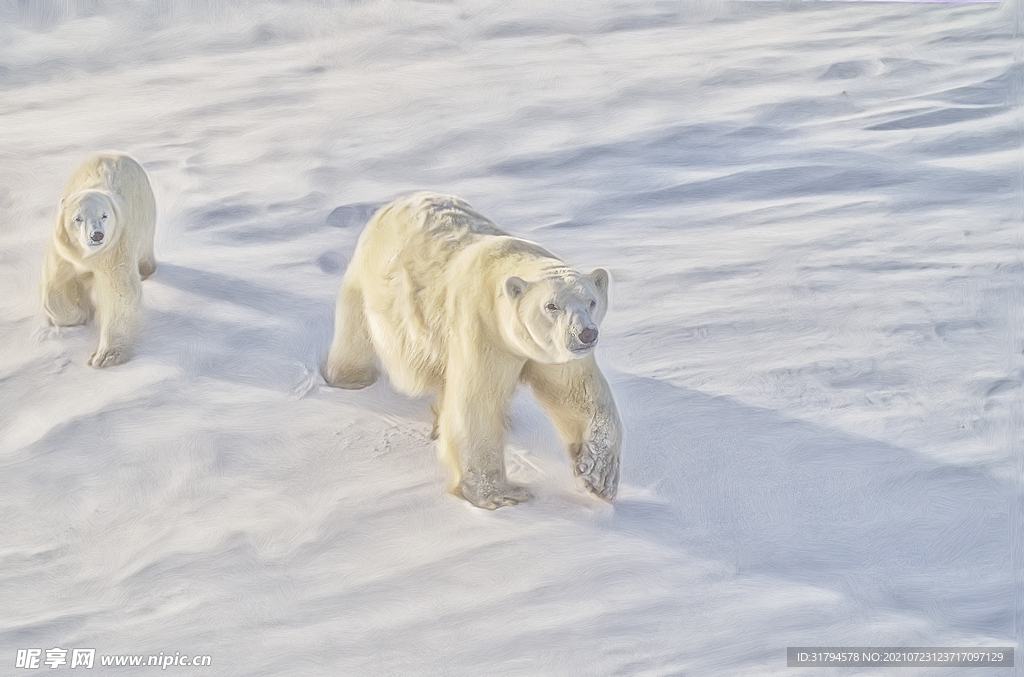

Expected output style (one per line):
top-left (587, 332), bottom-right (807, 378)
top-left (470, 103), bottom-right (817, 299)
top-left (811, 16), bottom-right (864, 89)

top-left (323, 275), bottom-right (379, 389)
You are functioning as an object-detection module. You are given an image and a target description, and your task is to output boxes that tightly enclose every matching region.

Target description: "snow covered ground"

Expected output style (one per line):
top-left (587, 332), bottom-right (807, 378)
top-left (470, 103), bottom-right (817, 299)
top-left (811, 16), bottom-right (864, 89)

top-left (0, 0), bottom-right (1019, 674)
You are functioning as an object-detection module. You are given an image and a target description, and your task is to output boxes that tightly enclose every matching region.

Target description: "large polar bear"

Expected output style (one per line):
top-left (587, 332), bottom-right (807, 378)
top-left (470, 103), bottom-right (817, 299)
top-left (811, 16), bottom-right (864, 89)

top-left (324, 192), bottom-right (621, 509)
top-left (41, 152), bottom-right (157, 367)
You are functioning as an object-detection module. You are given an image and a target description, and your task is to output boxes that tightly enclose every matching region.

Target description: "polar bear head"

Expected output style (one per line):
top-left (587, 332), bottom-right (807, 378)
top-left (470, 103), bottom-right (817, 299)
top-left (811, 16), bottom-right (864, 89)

top-left (61, 190), bottom-right (117, 257)
top-left (501, 267), bottom-right (609, 364)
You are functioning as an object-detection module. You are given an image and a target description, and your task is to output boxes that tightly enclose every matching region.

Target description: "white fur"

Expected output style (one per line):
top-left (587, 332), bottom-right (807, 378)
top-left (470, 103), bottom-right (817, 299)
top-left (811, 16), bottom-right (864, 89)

top-left (41, 152), bottom-right (157, 367)
top-left (324, 192), bottom-right (621, 509)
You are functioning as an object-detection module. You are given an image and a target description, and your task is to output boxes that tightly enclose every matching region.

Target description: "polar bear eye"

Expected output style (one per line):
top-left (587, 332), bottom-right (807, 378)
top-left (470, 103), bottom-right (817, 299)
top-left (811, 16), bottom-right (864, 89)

top-left (545, 303), bottom-right (558, 312)
top-left (74, 216), bottom-right (83, 223)
top-left (589, 300), bottom-right (596, 310)
top-left (101, 213), bottom-right (108, 220)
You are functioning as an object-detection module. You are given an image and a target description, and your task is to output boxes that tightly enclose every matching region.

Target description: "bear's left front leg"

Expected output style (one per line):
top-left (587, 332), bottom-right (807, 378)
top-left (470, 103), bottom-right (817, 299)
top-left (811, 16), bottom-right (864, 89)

top-left (521, 356), bottom-right (621, 500)
top-left (437, 356), bottom-right (531, 509)
top-left (88, 266), bottom-right (142, 368)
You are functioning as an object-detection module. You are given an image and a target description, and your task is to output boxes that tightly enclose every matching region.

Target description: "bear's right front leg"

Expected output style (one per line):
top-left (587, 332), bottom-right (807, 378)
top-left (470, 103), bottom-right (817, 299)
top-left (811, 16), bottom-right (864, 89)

top-left (456, 469), bottom-right (532, 510)
top-left (437, 358), bottom-right (531, 510)
top-left (41, 250), bottom-right (91, 327)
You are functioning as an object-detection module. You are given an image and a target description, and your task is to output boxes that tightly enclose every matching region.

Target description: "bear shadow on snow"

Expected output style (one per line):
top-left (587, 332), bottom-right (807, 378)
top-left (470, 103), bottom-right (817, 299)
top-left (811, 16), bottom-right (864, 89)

top-left (146, 262), bottom-right (333, 390)
top-left (608, 373), bottom-right (1011, 639)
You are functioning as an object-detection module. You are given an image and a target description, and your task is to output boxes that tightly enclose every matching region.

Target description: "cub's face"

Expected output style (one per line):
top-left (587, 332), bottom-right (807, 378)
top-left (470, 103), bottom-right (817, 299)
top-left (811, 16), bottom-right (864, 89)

top-left (502, 268), bottom-right (609, 364)
top-left (63, 191), bottom-right (115, 256)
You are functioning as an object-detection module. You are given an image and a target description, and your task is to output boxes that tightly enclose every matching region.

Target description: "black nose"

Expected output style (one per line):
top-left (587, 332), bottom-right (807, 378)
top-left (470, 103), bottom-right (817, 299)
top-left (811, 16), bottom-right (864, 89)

top-left (580, 326), bottom-right (598, 345)
top-left (91, 231), bottom-right (104, 242)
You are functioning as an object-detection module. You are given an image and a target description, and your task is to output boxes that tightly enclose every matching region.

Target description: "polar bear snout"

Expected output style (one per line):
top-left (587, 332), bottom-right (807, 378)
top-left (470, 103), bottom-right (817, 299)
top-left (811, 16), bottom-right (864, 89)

top-left (570, 324), bottom-right (599, 354)
top-left (84, 223), bottom-right (105, 248)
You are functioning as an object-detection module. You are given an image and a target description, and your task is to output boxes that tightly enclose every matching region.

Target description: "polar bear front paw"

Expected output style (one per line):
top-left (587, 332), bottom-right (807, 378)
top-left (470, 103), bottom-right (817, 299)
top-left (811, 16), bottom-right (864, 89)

top-left (572, 442), bottom-right (619, 501)
top-left (457, 473), bottom-right (532, 510)
top-left (88, 344), bottom-right (129, 368)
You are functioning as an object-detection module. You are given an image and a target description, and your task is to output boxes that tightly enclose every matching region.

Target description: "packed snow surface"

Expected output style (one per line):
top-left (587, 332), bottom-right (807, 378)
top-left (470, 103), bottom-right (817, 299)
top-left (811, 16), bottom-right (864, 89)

top-left (0, 0), bottom-right (1019, 674)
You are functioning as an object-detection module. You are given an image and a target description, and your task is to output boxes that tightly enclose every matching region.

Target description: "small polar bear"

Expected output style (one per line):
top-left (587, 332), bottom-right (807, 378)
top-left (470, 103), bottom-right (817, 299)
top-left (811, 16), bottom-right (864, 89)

top-left (324, 192), bottom-right (621, 509)
top-left (41, 152), bottom-right (157, 367)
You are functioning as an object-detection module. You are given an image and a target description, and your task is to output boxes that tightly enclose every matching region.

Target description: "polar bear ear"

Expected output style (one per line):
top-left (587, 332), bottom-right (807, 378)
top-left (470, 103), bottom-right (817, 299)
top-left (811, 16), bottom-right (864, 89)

top-left (588, 268), bottom-right (609, 295)
top-left (503, 275), bottom-right (529, 300)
